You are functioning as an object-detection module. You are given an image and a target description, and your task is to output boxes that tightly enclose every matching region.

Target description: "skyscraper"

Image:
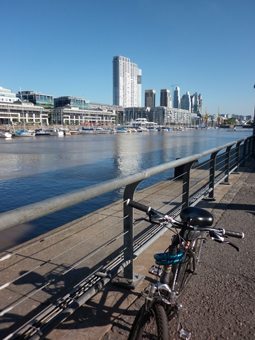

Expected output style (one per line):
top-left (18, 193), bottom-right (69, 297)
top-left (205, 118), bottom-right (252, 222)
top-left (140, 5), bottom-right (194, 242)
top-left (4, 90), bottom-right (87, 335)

top-left (145, 89), bottom-right (156, 108)
top-left (173, 86), bottom-right (180, 109)
top-left (191, 92), bottom-right (202, 114)
top-left (181, 91), bottom-right (191, 111)
top-left (160, 89), bottom-right (171, 107)
top-left (113, 56), bottom-right (142, 107)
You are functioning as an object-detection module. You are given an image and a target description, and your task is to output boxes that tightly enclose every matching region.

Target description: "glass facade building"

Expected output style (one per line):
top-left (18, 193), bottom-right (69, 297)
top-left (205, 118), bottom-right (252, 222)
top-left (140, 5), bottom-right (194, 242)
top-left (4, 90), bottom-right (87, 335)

top-left (191, 93), bottom-right (202, 114)
top-left (17, 91), bottom-right (54, 108)
top-left (181, 92), bottom-right (191, 111)
top-left (145, 89), bottom-right (156, 108)
top-left (54, 96), bottom-right (88, 110)
top-left (160, 89), bottom-right (171, 108)
top-left (173, 86), bottom-right (180, 109)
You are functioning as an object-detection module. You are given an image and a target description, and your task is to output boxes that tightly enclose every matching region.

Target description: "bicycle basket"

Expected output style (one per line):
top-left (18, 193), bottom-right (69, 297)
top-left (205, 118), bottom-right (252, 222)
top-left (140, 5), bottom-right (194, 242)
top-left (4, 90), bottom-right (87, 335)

top-left (154, 250), bottom-right (184, 265)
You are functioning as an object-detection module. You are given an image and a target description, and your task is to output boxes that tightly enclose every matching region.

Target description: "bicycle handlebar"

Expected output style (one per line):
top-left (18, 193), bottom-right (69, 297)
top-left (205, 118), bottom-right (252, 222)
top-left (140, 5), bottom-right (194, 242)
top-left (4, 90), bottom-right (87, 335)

top-left (126, 199), bottom-right (244, 240)
top-left (223, 229), bottom-right (244, 239)
top-left (126, 199), bottom-right (177, 224)
top-left (126, 199), bottom-right (153, 214)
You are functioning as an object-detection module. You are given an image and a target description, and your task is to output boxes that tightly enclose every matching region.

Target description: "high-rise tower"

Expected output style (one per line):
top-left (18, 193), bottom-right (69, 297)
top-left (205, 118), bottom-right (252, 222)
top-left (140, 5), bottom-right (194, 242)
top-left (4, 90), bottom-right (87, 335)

top-left (173, 86), bottom-right (180, 109)
top-left (191, 92), bottom-right (202, 114)
top-left (113, 56), bottom-right (142, 107)
top-left (181, 92), bottom-right (191, 111)
top-left (145, 89), bottom-right (156, 108)
top-left (160, 89), bottom-right (171, 107)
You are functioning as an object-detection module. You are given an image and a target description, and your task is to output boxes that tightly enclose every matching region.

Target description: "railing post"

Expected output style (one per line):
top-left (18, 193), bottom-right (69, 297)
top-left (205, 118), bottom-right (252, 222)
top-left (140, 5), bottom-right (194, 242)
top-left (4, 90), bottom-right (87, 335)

top-left (223, 146), bottom-right (232, 184)
top-left (114, 181), bottom-right (143, 288)
top-left (247, 137), bottom-right (252, 158)
top-left (182, 162), bottom-right (193, 208)
top-left (242, 139), bottom-right (248, 166)
top-left (253, 135), bottom-right (255, 158)
top-left (233, 141), bottom-right (242, 173)
top-left (206, 151), bottom-right (218, 200)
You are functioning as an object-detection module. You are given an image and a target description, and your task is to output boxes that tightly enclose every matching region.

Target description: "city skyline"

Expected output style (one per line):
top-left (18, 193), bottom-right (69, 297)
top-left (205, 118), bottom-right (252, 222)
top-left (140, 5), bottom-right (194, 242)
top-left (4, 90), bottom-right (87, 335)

top-left (0, 0), bottom-right (254, 116)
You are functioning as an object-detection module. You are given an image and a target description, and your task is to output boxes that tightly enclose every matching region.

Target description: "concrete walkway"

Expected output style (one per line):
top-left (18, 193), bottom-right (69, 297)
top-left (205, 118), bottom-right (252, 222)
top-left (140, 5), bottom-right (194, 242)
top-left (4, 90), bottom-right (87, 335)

top-left (48, 160), bottom-right (255, 340)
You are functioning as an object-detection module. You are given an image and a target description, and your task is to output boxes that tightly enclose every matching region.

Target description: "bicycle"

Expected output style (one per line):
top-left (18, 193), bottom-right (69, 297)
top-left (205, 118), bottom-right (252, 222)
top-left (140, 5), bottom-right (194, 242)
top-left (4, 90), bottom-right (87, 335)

top-left (126, 199), bottom-right (244, 340)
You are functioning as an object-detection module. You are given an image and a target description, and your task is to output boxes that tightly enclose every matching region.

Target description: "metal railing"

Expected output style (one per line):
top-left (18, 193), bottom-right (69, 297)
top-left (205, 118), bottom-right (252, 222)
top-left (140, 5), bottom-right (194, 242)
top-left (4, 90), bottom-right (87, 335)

top-left (0, 135), bottom-right (254, 339)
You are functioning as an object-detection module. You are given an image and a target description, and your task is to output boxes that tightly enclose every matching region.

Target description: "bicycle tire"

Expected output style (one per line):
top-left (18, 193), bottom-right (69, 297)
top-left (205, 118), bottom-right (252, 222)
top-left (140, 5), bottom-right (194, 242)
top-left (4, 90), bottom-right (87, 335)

top-left (175, 253), bottom-right (193, 294)
top-left (128, 302), bottom-right (168, 340)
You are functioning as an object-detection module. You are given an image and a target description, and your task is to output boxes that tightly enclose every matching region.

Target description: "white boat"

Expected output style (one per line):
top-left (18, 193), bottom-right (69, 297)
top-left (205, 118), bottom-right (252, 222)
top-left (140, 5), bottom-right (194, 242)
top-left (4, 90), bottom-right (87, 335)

top-left (44, 128), bottom-right (64, 137)
top-left (0, 130), bottom-right (12, 138)
top-left (14, 129), bottom-right (35, 137)
top-left (60, 128), bottom-right (71, 136)
top-left (130, 118), bottom-right (158, 131)
top-left (136, 126), bottom-right (149, 132)
top-left (95, 127), bottom-right (109, 134)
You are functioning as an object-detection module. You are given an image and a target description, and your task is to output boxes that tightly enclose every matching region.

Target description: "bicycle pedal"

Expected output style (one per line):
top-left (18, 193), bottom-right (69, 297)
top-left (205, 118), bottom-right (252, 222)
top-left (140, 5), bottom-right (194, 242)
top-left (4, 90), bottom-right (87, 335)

top-left (179, 328), bottom-right (191, 340)
top-left (148, 265), bottom-right (162, 277)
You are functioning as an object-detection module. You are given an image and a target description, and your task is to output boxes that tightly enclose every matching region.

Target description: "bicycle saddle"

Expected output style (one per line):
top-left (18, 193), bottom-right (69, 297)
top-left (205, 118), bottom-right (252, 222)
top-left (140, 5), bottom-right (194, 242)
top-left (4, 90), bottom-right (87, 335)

top-left (180, 206), bottom-right (213, 227)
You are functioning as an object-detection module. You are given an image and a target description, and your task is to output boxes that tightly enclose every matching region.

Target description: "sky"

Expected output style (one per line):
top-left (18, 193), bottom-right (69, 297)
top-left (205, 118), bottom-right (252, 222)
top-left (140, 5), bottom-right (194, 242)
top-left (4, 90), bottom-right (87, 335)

top-left (0, 0), bottom-right (254, 116)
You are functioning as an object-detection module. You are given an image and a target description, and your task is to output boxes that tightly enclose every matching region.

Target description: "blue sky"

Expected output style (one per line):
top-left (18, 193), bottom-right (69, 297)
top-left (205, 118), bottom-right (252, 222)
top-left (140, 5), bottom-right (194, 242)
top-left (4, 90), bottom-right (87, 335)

top-left (1, 0), bottom-right (254, 116)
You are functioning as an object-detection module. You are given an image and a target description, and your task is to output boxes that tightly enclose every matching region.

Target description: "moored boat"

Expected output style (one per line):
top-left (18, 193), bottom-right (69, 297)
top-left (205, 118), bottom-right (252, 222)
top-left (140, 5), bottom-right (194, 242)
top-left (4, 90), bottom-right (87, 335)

top-left (35, 128), bottom-right (51, 136)
top-left (14, 129), bottom-right (35, 137)
top-left (116, 127), bottom-right (128, 133)
top-left (44, 128), bottom-right (64, 137)
top-left (0, 130), bottom-right (12, 138)
top-left (78, 127), bottom-right (95, 134)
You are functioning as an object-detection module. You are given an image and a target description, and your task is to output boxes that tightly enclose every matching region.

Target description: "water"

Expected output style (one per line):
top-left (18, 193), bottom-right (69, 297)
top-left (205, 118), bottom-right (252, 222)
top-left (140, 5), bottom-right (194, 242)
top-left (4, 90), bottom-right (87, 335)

top-left (0, 128), bottom-right (252, 249)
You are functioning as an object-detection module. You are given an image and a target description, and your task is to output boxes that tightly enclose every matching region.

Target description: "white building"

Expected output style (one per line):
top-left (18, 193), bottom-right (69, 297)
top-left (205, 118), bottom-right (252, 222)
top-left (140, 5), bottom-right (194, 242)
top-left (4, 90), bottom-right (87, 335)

top-left (0, 86), bottom-right (19, 103)
top-left (113, 56), bottom-right (142, 107)
top-left (53, 104), bottom-right (117, 126)
top-left (0, 86), bottom-right (49, 125)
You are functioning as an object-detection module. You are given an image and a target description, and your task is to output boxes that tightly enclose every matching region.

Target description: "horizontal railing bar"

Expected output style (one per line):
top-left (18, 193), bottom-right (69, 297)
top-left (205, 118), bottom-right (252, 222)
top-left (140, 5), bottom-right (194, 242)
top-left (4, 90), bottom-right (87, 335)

top-left (0, 140), bottom-right (244, 232)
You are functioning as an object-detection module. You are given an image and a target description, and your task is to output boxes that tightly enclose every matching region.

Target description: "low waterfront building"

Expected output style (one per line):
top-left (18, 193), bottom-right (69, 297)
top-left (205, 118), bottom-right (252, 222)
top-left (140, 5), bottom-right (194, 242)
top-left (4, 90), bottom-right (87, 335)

top-left (17, 91), bottom-right (54, 108)
top-left (0, 101), bottom-right (49, 125)
top-left (0, 86), bottom-right (19, 103)
top-left (52, 103), bottom-right (120, 126)
top-left (0, 86), bottom-right (49, 125)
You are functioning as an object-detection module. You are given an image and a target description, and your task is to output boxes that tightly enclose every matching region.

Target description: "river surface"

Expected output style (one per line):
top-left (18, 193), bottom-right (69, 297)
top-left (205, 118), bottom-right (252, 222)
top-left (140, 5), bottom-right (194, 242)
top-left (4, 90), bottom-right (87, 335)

top-left (0, 128), bottom-right (252, 249)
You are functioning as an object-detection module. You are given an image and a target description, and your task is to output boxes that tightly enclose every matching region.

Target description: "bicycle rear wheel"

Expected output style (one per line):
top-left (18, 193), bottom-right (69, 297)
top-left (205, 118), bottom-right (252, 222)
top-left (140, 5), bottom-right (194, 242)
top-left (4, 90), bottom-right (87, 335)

top-left (128, 302), bottom-right (168, 340)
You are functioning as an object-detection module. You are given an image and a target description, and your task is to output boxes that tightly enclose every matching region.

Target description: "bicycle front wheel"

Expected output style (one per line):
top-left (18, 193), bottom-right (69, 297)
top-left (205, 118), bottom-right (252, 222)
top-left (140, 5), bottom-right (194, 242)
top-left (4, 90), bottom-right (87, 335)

top-left (128, 302), bottom-right (168, 340)
top-left (173, 235), bottom-right (204, 295)
top-left (175, 253), bottom-right (193, 295)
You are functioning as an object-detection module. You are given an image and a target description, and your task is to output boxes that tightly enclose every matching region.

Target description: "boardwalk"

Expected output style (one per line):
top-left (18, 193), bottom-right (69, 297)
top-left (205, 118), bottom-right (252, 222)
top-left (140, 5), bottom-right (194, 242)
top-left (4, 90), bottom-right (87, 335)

top-left (50, 160), bottom-right (255, 339)
top-left (1, 160), bottom-right (254, 339)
